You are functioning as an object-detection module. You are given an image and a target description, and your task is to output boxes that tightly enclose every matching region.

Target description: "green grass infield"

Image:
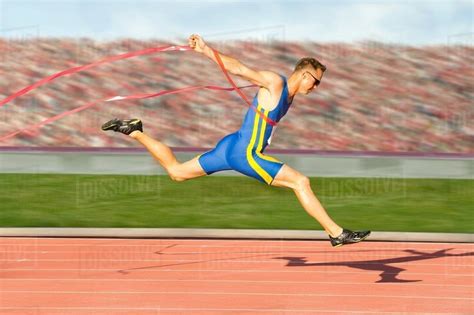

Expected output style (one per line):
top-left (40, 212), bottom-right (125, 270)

top-left (1, 174), bottom-right (472, 233)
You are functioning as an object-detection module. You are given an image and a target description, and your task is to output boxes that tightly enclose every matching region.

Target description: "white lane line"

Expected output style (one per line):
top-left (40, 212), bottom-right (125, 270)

top-left (0, 268), bottom-right (472, 276)
top-left (0, 244), bottom-right (412, 248)
top-left (2, 290), bottom-right (473, 300)
top-left (0, 307), bottom-right (408, 314)
top-left (1, 242), bottom-right (471, 247)
top-left (0, 259), bottom-right (471, 267)
top-left (0, 278), bottom-right (471, 287)
top-left (1, 250), bottom-right (471, 255)
top-left (0, 238), bottom-right (471, 246)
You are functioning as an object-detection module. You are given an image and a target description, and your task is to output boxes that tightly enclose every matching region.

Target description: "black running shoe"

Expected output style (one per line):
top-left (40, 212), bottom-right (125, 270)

top-left (101, 118), bottom-right (143, 135)
top-left (329, 229), bottom-right (371, 247)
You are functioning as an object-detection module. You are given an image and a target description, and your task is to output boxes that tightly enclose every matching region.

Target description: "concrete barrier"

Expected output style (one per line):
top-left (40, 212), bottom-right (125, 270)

top-left (0, 228), bottom-right (472, 243)
top-left (1, 147), bottom-right (473, 179)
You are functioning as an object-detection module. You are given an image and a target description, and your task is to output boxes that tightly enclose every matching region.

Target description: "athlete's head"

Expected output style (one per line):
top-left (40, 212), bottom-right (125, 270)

top-left (293, 57), bottom-right (326, 95)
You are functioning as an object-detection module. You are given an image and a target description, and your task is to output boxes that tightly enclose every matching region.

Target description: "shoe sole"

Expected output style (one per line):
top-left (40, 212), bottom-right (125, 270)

top-left (333, 231), bottom-right (371, 248)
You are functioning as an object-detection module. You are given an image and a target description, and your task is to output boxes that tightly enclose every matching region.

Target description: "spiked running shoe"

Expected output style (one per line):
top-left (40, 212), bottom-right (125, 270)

top-left (101, 118), bottom-right (143, 135)
top-left (329, 229), bottom-right (371, 247)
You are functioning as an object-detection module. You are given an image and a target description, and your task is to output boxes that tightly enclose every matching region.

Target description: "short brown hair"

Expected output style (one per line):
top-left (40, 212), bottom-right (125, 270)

top-left (294, 57), bottom-right (326, 73)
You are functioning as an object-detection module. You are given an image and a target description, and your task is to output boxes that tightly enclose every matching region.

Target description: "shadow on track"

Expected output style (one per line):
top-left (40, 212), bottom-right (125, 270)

top-left (275, 248), bottom-right (473, 283)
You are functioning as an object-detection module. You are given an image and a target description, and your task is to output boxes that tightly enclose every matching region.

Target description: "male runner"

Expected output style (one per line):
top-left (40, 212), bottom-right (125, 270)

top-left (102, 34), bottom-right (370, 247)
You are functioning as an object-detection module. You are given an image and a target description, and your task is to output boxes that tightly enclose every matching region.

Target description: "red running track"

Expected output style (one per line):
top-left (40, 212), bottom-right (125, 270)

top-left (0, 237), bottom-right (472, 314)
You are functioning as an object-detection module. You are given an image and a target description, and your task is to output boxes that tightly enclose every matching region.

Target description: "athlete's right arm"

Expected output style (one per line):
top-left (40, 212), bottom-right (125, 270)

top-left (188, 34), bottom-right (281, 90)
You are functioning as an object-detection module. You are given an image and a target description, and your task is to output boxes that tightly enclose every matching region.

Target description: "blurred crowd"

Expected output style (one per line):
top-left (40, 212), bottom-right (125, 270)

top-left (0, 38), bottom-right (472, 153)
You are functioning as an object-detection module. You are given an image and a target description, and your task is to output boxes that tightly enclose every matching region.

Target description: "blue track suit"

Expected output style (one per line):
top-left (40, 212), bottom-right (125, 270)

top-left (198, 75), bottom-right (292, 185)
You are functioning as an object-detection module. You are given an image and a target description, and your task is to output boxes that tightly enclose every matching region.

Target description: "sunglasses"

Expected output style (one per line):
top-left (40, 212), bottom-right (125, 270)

top-left (305, 71), bottom-right (321, 86)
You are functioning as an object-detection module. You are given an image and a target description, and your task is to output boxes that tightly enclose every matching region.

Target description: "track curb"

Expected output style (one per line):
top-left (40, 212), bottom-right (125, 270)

top-left (0, 228), bottom-right (472, 243)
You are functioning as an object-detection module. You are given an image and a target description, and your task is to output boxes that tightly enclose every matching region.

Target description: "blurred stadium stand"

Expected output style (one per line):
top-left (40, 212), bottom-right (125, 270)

top-left (0, 39), bottom-right (472, 153)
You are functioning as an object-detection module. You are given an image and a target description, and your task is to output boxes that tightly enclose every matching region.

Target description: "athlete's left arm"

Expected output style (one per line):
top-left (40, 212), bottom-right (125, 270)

top-left (189, 34), bottom-right (281, 90)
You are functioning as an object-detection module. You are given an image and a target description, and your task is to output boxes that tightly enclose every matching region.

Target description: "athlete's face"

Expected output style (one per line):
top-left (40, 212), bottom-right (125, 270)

top-left (301, 68), bottom-right (323, 94)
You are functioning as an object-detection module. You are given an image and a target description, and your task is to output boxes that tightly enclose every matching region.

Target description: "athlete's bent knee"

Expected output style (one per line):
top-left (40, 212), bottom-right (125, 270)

top-left (294, 174), bottom-right (310, 191)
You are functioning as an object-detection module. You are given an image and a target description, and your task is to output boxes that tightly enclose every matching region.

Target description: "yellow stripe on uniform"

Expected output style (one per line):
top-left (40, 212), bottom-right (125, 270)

top-left (256, 108), bottom-right (282, 164)
top-left (246, 104), bottom-right (273, 184)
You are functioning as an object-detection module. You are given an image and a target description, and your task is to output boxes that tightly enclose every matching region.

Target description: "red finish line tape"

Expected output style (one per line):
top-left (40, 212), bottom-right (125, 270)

top-left (0, 45), bottom-right (190, 108)
top-left (0, 84), bottom-right (256, 142)
top-left (212, 48), bottom-right (277, 126)
top-left (0, 43), bottom-right (275, 141)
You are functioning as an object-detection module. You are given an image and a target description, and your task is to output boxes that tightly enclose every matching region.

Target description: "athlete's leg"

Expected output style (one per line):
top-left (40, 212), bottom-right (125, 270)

top-left (271, 164), bottom-right (343, 238)
top-left (130, 131), bottom-right (206, 182)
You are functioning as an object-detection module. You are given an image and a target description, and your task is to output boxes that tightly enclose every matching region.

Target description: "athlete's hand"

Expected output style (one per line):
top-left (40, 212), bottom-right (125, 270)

top-left (188, 34), bottom-right (207, 53)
